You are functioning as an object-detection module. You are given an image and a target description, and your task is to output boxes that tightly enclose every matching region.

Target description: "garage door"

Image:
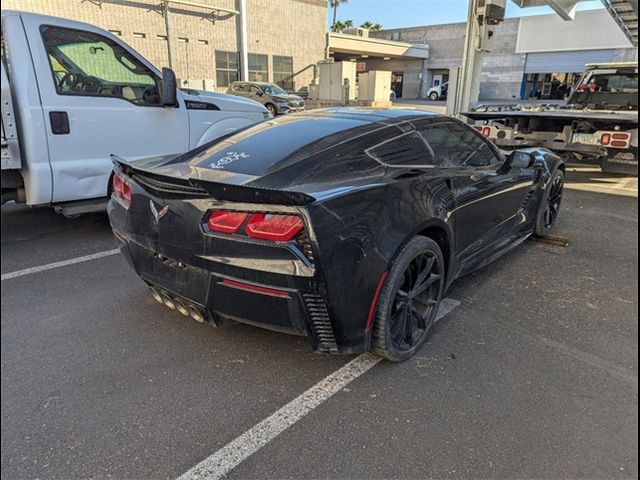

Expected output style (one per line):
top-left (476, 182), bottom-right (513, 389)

top-left (524, 50), bottom-right (617, 73)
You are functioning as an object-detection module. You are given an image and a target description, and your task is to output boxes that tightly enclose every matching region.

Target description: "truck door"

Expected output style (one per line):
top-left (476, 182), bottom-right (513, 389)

top-left (23, 17), bottom-right (189, 203)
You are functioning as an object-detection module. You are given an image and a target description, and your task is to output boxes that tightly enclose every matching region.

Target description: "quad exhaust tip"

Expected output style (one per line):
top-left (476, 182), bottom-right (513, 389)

top-left (188, 306), bottom-right (205, 323)
top-left (150, 287), bottom-right (164, 304)
top-left (149, 287), bottom-right (205, 323)
top-left (161, 294), bottom-right (176, 310)
top-left (174, 298), bottom-right (190, 317)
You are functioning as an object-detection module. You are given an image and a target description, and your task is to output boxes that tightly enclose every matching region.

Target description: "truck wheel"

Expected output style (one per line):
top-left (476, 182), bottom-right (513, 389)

top-left (372, 237), bottom-right (444, 362)
top-left (429, 92), bottom-right (439, 101)
top-left (534, 169), bottom-right (564, 236)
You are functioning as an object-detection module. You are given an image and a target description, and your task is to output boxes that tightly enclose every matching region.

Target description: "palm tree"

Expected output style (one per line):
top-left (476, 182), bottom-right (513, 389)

top-left (360, 21), bottom-right (383, 31)
top-left (329, 0), bottom-right (348, 31)
top-left (331, 19), bottom-right (354, 32)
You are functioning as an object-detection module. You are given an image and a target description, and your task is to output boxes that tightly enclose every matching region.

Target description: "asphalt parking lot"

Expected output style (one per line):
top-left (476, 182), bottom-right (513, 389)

top-left (1, 166), bottom-right (638, 479)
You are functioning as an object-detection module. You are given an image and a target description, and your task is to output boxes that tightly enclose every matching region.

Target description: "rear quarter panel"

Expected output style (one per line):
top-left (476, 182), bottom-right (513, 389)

top-left (309, 173), bottom-right (455, 353)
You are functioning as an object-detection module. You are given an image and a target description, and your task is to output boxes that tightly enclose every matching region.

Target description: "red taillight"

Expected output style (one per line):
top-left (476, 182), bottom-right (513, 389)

top-left (207, 210), bottom-right (248, 233)
top-left (245, 213), bottom-right (304, 242)
top-left (612, 133), bottom-right (630, 140)
top-left (601, 133), bottom-right (611, 145)
top-left (113, 174), bottom-right (123, 196)
top-left (482, 126), bottom-right (491, 137)
top-left (473, 126), bottom-right (483, 132)
top-left (611, 140), bottom-right (628, 147)
top-left (112, 173), bottom-right (131, 207)
top-left (122, 182), bottom-right (131, 203)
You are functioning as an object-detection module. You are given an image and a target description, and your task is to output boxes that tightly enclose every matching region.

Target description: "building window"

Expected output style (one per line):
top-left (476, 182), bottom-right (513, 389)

top-left (248, 53), bottom-right (268, 82)
top-left (273, 55), bottom-right (294, 91)
top-left (215, 50), bottom-right (239, 87)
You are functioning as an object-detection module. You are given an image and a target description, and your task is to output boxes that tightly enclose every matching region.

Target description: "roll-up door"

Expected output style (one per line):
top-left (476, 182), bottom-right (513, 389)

top-left (524, 49), bottom-right (617, 73)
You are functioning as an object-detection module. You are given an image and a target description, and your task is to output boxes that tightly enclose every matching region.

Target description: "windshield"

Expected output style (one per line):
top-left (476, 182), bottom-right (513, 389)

top-left (575, 71), bottom-right (638, 94)
top-left (260, 84), bottom-right (288, 95)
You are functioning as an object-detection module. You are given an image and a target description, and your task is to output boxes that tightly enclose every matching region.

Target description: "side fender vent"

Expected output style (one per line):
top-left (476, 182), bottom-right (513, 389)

top-left (303, 293), bottom-right (338, 354)
top-left (520, 189), bottom-right (536, 210)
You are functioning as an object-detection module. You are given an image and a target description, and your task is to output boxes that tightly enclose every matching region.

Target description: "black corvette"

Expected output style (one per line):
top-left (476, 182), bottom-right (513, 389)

top-left (108, 108), bottom-right (564, 361)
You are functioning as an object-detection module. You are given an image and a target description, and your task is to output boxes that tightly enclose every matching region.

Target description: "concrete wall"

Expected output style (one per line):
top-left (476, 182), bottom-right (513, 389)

top-left (373, 11), bottom-right (637, 100)
top-left (3, 0), bottom-right (327, 92)
top-left (373, 18), bottom-right (525, 100)
top-left (517, 9), bottom-right (633, 53)
top-left (363, 58), bottom-right (425, 99)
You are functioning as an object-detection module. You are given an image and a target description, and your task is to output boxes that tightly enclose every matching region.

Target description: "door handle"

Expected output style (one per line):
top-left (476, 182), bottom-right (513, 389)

top-left (50, 111), bottom-right (70, 135)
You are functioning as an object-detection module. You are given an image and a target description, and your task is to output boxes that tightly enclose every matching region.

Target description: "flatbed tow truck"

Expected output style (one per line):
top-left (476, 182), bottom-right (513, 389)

top-left (464, 62), bottom-right (638, 175)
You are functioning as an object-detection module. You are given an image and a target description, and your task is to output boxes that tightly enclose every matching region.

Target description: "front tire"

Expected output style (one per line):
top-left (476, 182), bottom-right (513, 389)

top-left (534, 168), bottom-right (564, 236)
top-left (429, 92), bottom-right (439, 101)
top-left (265, 103), bottom-right (277, 116)
top-left (373, 237), bottom-right (445, 362)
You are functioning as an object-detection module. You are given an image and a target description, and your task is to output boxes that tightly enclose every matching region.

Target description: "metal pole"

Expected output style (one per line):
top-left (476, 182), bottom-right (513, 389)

top-left (453, 0), bottom-right (480, 117)
top-left (238, 0), bottom-right (249, 81)
top-left (163, 2), bottom-right (174, 70)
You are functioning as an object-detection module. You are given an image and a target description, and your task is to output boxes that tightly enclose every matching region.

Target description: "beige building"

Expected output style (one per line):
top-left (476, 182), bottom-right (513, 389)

top-left (3, 0), bottom-right (327, 92)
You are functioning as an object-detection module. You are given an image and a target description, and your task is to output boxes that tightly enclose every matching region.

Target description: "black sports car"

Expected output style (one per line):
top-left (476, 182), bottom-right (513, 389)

top-left (108, 108), bottom-right (564, 361)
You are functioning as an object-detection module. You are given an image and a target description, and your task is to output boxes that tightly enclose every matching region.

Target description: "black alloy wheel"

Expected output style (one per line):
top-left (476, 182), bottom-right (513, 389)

top-left (544, 172), bottom-right (564, 228)
top-left (534, 168), bottom-right (564, 235)
top-left (373, 236), bottom-right (444, 361)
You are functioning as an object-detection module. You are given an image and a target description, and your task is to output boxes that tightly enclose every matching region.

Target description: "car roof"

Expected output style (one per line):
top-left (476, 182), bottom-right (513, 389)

top-left (178, 108), bottom-right (446, 176)
top-left (295, 107), bottom-right (440, 122)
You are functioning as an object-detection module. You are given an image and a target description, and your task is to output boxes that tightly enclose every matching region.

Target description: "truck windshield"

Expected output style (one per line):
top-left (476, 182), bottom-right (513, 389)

top-left (576, 71), bottom-right (638, 94)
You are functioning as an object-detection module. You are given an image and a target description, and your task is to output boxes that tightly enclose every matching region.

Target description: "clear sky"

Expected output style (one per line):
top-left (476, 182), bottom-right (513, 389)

top-left (327, 0), bottom-right (605, 29)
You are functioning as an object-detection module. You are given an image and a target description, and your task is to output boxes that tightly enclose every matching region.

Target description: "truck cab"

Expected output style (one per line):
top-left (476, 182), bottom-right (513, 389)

top-left (566, 62), bottom-right (638, 110)
top-left (1, 10), bottom-right (269, 212)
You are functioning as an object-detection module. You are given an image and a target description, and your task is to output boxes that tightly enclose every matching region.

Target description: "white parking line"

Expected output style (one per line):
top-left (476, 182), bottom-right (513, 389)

top-left (177, 298), bottom-right (460, 480)
top-left (1, 248), bottom-right (121, 281)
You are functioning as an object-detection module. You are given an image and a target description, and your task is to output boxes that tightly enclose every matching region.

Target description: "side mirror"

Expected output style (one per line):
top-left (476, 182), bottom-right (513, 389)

top-left (507, 150), bottom-right (535, 169)
top-left (160, 67), bottom-right (178, 107)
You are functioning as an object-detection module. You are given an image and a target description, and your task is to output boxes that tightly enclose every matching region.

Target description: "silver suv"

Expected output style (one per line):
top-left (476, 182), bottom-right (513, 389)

top-left (227, 82), bottom-right (305, 116)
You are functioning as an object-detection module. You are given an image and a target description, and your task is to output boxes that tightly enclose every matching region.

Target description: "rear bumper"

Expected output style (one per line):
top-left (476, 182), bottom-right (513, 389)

top-left (110, 213), bottom-right (342, 354)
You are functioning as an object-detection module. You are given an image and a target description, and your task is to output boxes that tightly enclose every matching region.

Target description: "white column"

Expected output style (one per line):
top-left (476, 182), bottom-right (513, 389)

top-left (238, 0), bottom-right (249, 81)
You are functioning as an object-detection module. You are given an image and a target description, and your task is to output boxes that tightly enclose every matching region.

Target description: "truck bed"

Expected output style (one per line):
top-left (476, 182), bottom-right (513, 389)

top-left (463, 105), bottom-right (638, 124)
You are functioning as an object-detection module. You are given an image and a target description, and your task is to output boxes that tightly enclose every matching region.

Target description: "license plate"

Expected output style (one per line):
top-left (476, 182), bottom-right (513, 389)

top-left (572, 133), bottom-right (599, 145)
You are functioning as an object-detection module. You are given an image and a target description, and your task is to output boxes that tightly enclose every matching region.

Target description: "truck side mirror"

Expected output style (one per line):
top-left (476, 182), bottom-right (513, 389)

top-left (160, 67), bottom-right (178, 107)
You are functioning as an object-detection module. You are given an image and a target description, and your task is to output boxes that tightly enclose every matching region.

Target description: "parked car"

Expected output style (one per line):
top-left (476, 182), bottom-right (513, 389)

top-left (427, 82), bottom-right (448, 101)
top-left (1, 11), bottom-right (269, 215)
top-left (227, 82), bottom-right (305, 116)
top-left (108, 108), bottom-right (564, 361)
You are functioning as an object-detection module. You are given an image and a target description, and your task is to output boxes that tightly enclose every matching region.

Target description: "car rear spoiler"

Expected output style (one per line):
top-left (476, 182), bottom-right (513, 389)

top-left (111, 155), bottom-right (316, 206)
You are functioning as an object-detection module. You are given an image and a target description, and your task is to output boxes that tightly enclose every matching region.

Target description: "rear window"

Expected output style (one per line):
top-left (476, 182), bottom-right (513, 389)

top-left (184, 116), bottom-right (371, 175)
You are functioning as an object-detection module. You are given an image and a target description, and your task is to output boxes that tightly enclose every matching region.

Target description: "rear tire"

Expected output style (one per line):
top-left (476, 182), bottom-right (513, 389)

top-left (372, 237), bottom-right (444, 362)
top-left (429, 92), bottom-right (439, 101)
top-left (534, 168), bottom-right (564, 236)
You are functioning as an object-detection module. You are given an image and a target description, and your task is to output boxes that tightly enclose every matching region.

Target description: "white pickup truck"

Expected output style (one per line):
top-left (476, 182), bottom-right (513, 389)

top-left (1, 10), bottom-right (269, 215)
